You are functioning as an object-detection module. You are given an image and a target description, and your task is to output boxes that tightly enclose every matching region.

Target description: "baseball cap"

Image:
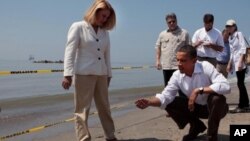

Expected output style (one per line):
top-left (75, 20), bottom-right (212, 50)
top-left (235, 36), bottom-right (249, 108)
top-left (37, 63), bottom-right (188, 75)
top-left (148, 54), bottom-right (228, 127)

top-left (226, 19), bottom-right (236, 26)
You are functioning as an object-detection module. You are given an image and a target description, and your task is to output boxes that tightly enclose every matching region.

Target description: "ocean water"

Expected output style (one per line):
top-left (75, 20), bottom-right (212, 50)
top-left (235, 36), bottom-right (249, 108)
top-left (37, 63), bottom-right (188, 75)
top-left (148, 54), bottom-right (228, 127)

top-left (1, 60), bottom-right (249, 101)
top-left (0, 60), bottom-right (163, 100)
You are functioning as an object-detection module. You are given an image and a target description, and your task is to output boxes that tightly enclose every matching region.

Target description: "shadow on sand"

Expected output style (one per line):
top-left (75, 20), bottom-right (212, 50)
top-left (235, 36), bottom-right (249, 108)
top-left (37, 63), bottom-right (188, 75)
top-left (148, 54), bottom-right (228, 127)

top-left (105, 133), bottom-right (229, 141)
top-left (194, 133), bottom-right (229, 141)
top-left (97, 133), bottom-right (229, 141)
top-left (117, 139), bottom-right (170, 141)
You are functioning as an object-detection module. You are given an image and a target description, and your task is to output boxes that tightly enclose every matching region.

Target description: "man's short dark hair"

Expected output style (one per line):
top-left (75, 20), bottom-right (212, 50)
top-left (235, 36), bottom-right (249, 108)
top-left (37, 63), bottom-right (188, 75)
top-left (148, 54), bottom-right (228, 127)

top-left (203, 13), bottom-right (214, 23)
top-left (165, 13), bottom-right (177, 21)
top-left (178, 45), bottom-right (197, 59)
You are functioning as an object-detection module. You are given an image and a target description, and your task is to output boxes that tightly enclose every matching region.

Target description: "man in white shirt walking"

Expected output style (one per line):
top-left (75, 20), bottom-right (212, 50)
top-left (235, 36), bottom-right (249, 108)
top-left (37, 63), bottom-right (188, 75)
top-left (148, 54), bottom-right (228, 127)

top-left (135, 45), bottom-right (231, 141)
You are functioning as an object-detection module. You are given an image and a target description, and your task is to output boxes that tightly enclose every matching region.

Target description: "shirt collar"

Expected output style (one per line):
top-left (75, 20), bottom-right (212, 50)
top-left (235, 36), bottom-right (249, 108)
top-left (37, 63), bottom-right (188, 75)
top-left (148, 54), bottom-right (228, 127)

top-left (193, 61), bottom-right (203, 74)
top-left (84, 20), bottom-right (99, 37)
top-left (231, 31), bottom-right (238, 38)
top-left (167, 26), bottom-right (181, 34)
top-left (181, 61), bottom-right (203, 78)
top-left (203, 27), bottom-right (214, 33)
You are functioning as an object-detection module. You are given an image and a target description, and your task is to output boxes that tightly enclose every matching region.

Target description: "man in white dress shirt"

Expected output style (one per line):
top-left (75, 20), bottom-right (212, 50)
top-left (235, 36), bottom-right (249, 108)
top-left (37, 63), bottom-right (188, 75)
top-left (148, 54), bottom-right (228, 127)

top-left (135, 45), bottom-right (231, 141)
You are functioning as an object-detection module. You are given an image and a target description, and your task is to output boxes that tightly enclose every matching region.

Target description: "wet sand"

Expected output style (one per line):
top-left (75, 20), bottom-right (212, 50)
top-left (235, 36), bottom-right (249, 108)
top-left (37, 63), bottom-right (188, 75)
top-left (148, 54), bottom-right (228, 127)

top-left (1, 83), bottom-right (250, 141)
top-left (0, 86), bottom-right (163, 141)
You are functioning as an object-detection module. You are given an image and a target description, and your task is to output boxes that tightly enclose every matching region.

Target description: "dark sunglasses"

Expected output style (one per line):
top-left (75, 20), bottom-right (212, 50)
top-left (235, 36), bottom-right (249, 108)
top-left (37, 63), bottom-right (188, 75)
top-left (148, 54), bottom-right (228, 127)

top-left (204, 19), bottom-right (213, 24)
top-left (167, 20), bottom-right (176, 24)
top-left (226, 25), bottom-right (234, 28)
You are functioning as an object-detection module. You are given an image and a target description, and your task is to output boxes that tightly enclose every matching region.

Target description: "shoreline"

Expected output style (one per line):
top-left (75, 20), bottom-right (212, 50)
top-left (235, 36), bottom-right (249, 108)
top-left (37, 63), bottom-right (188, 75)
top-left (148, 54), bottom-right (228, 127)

top-left (0, 82), bottom-right (249, 141)
top-left (0, 85), bottom-right (164, 112)
top-left (0, 77), bottom-right (248, 106)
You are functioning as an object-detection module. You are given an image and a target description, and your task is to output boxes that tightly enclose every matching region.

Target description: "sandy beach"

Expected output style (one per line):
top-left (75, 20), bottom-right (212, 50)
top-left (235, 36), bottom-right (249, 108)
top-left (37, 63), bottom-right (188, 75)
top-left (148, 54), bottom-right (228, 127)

top-left (0, 83), bottom-right (250, 141)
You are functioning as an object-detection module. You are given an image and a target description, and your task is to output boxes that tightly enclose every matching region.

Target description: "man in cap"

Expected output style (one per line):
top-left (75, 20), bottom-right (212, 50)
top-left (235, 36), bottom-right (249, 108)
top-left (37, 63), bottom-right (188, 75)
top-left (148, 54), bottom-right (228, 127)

top-left (226, 19), bottom-right (250, 113)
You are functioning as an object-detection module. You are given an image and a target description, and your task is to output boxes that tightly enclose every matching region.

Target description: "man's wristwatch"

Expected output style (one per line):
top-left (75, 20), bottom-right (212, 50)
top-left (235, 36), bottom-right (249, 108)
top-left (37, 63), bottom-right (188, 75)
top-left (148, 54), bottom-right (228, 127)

top-left (199, 87), bottom-right (204, 95)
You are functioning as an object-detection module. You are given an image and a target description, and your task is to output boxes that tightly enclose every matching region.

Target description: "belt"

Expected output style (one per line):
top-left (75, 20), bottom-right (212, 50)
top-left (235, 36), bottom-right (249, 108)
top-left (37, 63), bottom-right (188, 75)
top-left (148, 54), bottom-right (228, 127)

top-left (217, 61), bottom-right (228, 65)
top-left (197, 56), bottom-right (216, 60)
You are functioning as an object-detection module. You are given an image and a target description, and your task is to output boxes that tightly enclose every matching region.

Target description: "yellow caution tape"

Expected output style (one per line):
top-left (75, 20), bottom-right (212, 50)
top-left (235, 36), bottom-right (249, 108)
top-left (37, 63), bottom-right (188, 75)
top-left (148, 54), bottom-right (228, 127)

top-left (0, 118), bottom-right (74, 140)
top-left (0, 100), bottom-right (134, 140)
top-left (0, 66), bottom-right (154, 76)
top-left (37, 70), bottom-right (52, 73)
top-left (0, 71), bottom-right (11, 75)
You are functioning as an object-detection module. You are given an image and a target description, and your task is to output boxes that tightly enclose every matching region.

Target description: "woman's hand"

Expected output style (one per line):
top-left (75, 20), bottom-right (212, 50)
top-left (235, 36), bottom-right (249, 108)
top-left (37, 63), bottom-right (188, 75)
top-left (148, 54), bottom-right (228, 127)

top-left (226, 62), bottom-right (232, 73)
top-left (238, 63), bottom-right (243, 71)
top-left (108, 77), bottom-right (111, 87)
top-left (62, 76), bottom-right (72, 90)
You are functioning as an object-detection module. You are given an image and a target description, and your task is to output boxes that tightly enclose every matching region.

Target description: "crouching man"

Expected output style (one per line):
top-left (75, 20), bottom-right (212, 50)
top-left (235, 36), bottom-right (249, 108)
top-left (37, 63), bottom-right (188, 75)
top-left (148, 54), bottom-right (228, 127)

top-left (135, 45), bottom-right (230, 141)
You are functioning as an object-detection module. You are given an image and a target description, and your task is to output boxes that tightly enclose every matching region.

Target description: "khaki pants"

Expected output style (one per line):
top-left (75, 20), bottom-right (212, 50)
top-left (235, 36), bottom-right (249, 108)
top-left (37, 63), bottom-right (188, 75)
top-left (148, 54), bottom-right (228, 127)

top-left (216, 63), bottom-right (228, 78)
top-left (74, 75), bottom-right (115, 141)
top-left (197, 56), bottom-right (217, 67)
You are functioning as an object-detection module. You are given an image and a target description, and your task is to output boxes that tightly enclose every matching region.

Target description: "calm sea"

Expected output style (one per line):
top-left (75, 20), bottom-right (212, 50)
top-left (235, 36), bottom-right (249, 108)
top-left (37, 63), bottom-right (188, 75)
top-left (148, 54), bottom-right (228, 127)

top-left (0, 60), bottom-right (163, 100)
top-left (1, 60), bottom-right (249, 100)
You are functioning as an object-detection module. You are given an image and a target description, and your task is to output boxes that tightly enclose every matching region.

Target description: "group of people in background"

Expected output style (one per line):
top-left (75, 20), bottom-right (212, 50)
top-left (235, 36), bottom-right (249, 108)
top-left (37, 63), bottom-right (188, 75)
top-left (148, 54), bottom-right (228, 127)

top-left (154, 12), bottom-right (249, 112)
top-left (147, 12), bottom-right (249, 141)
top-left (61, 0), bottom-right (249, 141)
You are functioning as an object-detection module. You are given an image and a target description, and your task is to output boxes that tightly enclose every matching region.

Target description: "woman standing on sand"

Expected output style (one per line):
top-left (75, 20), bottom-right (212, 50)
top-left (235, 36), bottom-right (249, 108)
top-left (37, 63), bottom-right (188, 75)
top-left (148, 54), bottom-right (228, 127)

top-left (62, 0), bottom-right (117, 141)
top-left (226, 19), bottom-right (249, 113)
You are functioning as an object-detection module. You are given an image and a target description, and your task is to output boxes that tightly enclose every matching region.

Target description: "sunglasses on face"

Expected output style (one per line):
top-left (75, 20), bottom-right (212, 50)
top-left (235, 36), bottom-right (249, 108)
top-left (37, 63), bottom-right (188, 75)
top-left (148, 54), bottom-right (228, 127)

top-left (226, 25), bottom-right (233, 28)
top-left (167, 20), bottom-right (176, 24)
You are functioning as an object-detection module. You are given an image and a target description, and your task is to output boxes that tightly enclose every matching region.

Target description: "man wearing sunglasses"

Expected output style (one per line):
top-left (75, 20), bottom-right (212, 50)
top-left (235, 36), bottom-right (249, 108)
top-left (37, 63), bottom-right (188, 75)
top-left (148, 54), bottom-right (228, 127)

top-left (155, 13), bottom-right (191, 87)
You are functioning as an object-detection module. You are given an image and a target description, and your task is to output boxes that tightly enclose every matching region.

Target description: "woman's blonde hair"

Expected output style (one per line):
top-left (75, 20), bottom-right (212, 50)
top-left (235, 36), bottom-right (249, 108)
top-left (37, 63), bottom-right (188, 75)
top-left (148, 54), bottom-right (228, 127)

top-left (84, 0), bottom-right (116, 30)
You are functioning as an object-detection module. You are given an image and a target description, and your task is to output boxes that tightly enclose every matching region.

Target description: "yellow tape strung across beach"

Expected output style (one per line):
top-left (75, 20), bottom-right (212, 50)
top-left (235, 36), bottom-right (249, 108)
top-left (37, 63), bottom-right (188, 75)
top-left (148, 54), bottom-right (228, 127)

top-left (0, 66), bottom-right (154, 76)
top-left (0, 101), bottom-right (132, 140)
top-left (0, 118), bottom-right (75, 140)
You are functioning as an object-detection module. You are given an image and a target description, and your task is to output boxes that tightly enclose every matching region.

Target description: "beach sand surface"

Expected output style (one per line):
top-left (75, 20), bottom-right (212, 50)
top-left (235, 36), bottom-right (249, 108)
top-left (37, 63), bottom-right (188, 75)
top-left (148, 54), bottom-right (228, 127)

top-left (1, 83), bottom-right (250, 141)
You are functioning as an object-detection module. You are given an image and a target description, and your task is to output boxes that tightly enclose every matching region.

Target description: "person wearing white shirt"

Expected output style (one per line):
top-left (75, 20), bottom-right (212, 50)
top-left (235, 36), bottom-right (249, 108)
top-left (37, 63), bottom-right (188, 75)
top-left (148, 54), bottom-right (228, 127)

top-left (62, 0), bottom-right (117, 141)
top-left (135, 45), bottom-right (230, 141)
top-left (192, 14), bottom-right (224, 67)
top-left (226, 19), bottom-right (249, 113)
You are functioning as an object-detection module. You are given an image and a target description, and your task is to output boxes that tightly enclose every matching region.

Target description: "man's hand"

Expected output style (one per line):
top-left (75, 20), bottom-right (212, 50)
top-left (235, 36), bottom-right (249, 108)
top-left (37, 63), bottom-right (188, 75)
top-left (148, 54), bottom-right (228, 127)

top-left (203, 42), bottom-right (212, 48)
top-left (194, 40), bottom-right (204, 48)
top-left (135, 99), bottom-right (150, 109)
top-left (188, 88), bottom-right (199, 111)
top-left (204, 43), bottom-right (223, 52)
top-left (156, 61), bottom-right (162, 70)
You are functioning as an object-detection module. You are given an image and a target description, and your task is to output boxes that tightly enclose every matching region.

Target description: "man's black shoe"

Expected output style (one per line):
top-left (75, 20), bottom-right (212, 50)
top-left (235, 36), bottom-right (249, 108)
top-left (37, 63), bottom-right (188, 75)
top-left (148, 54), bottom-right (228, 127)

top-left (106, 138), bottom-right (117, 141)
top-left (182, 121), bottom-right (207, 141)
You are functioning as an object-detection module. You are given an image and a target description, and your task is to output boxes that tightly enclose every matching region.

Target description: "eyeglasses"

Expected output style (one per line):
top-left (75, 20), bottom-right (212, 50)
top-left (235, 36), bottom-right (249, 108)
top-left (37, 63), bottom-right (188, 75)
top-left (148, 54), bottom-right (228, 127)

top-left (167, 20), bottom-right (176, 24)
top-left (226, 25), bottom-right (233, 28)
top-left (204, 21), bottom-right (213, 24)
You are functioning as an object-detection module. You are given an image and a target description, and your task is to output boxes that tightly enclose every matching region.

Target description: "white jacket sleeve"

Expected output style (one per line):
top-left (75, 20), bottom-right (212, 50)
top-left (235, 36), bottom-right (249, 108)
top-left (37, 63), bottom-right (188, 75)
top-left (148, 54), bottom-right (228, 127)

top-left (63, 23), bottom-right (81, 76)
top-left (105, 32), bottom-right (112, 77)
